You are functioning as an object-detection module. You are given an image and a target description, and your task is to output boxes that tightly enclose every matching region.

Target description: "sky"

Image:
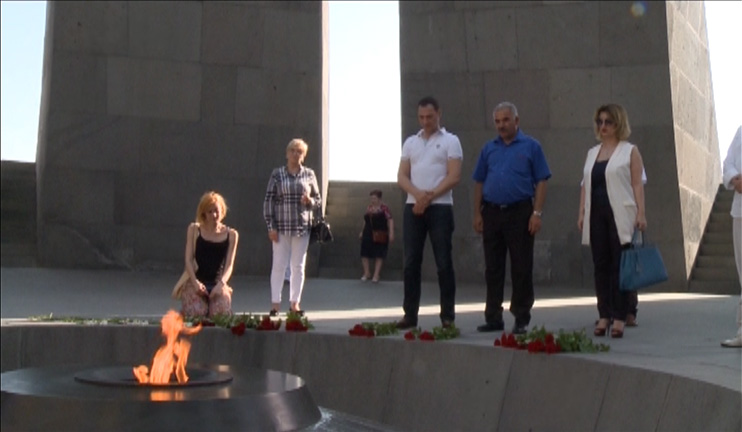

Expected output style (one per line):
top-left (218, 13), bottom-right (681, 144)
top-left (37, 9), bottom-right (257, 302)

top-left (1, 1), bottom-right (739, 182)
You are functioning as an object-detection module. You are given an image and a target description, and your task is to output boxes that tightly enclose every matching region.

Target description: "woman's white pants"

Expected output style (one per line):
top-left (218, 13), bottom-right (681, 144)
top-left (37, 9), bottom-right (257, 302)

top-left (270, 233), bottom-right (310, 304)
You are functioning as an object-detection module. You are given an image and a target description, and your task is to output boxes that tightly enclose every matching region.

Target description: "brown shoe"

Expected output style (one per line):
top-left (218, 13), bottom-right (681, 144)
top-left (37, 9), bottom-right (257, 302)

top-left (395, 318), bottom-right (417, 330)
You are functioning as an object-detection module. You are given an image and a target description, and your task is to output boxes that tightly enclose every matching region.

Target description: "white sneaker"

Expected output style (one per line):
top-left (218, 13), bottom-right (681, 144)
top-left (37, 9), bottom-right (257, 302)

top-left (721, 335), bottom-right (742, 348)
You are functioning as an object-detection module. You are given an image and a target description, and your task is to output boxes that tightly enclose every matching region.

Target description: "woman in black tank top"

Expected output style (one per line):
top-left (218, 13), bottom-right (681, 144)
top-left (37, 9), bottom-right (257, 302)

top-left (180, 191), bottom-right (240, 318)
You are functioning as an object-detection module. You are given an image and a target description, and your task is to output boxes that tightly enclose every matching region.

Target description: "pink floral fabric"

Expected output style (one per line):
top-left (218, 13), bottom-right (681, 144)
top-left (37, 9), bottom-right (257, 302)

top-left (180, 279), bottom-right (232, 318)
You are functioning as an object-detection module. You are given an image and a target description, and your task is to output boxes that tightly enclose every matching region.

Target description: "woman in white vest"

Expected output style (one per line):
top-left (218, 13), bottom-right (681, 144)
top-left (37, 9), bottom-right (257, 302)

top-left (578, 104), bottom-right (646, 339)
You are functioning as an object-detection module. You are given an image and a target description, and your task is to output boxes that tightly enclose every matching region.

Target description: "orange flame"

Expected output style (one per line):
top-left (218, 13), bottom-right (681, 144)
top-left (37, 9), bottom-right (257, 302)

top-left (133, 310), bottom-right (202, 384)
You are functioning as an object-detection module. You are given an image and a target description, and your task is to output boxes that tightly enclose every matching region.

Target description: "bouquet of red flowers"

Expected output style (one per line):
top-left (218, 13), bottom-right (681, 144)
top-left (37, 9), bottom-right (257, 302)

top-left (494, 326), bottom-right (609, 354)
top-left (256, 316), bottom-right (281, 331)
top-left (404, 324), bottom-right (460, 342)
top-left (348, 322), bottom-right (398, 337)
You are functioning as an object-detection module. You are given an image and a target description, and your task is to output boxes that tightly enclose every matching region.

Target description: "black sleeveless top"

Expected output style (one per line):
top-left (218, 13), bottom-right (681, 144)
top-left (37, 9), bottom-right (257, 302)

top-left (591, 160), bottom-right (610, 207)
top-left (194, 229), bottom-right (230, 286)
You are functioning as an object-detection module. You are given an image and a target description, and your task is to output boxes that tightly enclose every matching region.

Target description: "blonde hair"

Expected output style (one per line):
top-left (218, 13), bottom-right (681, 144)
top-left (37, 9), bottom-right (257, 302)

top-left (287, 138), bottom-right (309, 155)
top-left (593, 104), bottom-right (631, 141)
top-left (195, 191), bottom-right (228, 225)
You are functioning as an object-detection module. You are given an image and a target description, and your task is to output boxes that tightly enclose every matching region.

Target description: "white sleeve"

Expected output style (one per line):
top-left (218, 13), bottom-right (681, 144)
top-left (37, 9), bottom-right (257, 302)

top-left (447, 135), bottom-right (463, 160)
top-left (722, 126), bottom-right (742, 189)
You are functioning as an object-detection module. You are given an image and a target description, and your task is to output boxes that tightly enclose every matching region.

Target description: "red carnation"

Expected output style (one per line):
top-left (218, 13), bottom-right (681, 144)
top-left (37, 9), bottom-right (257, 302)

top-left (231, 322), bottom-right (246, 336)
top-left (404, 331), bottom-right (415, 340)
top-left (419, 331), bottom-right (435, 341)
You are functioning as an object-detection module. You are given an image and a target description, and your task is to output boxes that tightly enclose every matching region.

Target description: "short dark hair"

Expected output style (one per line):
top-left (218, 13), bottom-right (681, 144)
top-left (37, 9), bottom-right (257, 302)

top-left (417, 96), bottom-right (439, 111)
top-left (369, 189), bottom-right (382, 199)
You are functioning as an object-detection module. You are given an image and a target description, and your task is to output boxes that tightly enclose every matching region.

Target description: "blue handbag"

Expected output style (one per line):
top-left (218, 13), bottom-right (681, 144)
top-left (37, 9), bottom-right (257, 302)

top-left (619, 230), bottom-right (668, 291)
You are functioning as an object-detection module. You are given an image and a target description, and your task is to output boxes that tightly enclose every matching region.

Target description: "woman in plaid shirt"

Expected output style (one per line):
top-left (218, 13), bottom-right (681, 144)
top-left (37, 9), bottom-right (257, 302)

top-left (263, 138), bottom-right (322, 316)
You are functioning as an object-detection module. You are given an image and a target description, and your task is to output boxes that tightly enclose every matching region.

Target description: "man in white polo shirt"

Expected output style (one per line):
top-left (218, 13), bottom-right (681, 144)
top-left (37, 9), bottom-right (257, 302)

top-left (396, 96), bottom-right (463, 329)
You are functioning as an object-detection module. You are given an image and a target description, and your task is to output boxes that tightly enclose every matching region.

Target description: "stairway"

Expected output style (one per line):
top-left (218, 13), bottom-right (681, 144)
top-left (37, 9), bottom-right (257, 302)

top-left (689, 184), bottom-right (739, 294)
top-left (316, 181), bottom-right (405, 280)
top-left (1, 161), bottom-right (38, 267)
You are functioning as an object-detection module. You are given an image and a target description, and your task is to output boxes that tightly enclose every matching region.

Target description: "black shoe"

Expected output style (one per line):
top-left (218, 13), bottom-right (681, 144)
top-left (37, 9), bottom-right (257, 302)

top-left (395, 318), bottom-right (417, 330)
top-left (512, 324), bottom-right (528, 335)
top-left (477, 321), bottom-right (505, 332)
top-left (441, 320), bottom-right (454, 329)
top-left (269, 309), bottom-right (279, 317)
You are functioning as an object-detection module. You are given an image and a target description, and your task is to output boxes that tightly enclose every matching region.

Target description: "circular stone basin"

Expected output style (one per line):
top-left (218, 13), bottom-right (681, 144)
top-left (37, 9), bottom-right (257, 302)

top-left (74, 366), bottom-right (233, 387)
top-left (1, 364), bottom-right (321, 432)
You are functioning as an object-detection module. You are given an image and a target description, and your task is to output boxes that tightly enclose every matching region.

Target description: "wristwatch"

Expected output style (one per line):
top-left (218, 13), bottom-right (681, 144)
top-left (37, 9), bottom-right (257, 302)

top-left (533, 210), bottom-right (543, 217)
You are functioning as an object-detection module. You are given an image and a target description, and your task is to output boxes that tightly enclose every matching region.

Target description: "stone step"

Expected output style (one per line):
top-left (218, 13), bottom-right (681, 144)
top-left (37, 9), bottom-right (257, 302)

top-left (701, 232), bottom-right (735, 244)
top-left (691, 267), bottom-right (739, 281)
top-left (708, 210), bottom-right (732, 226)
top-left (695, 256), bottom-right (737, 268)
top-left (706, 218), bottom-right (733, 232)
top-left (712, 200), bottom-right (734, 213)
top-left (687, 279), bottom-right (740, 295)
top-left (698, 243), bottom-right (734, 256)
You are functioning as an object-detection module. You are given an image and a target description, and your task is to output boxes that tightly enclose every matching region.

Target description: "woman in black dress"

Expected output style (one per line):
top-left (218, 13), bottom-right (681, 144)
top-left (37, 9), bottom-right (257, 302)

top-left (359, 190), bottom-right (394, 283)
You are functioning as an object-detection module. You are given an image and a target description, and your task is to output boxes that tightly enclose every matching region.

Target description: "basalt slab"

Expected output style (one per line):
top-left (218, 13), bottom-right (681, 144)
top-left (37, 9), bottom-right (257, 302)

top-left (1, 364), bottom-right (321, 432)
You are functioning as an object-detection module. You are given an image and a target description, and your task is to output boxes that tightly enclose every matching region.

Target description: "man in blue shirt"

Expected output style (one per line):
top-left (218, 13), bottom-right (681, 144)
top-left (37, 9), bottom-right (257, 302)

top-left (472, 102), bottom-right (551, 334)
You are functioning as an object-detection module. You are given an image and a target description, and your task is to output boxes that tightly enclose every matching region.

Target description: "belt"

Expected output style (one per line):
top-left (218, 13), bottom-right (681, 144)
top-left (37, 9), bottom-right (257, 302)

top-left (482, 199), bottom-right (532, 210)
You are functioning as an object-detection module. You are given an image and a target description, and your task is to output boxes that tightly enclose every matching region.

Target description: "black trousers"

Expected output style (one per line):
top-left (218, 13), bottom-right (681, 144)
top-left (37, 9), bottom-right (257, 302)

top-left (482, 200), bottom-right (534, 326)
top-left (402, 204), bottom-right (456, 323)
top-left (589, 202), bottom-right (629, 321)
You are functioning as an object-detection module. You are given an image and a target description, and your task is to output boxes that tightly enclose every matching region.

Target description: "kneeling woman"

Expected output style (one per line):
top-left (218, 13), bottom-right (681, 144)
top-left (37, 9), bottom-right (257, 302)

top-left (180, 191), bottom-right (239, 318)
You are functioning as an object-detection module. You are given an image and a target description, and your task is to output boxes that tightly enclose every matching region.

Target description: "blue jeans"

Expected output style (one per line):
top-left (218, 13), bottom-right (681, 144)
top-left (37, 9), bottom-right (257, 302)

top-left (402, 204), bottom-right (456, 323)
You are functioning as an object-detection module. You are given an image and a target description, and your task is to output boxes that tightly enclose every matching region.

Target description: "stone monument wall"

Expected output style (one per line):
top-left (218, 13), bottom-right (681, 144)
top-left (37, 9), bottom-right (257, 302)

top-left (36, 1), bottom-right (329, 274)
top-left (398, 1), bottom-right (720, 289)
top-left (35, 1), bottom-right (720, 291)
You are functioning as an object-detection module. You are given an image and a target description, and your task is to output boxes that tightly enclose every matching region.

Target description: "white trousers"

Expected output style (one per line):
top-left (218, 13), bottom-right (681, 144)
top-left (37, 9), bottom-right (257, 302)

top-left (734, 217), bottom-right (742, 336)
top-left (270, 233), bottom-right (310, 304)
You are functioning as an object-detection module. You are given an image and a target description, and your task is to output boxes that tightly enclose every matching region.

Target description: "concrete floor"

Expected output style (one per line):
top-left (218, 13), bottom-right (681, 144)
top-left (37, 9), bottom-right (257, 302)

top-left (1, 267), bottom-right (740, 393)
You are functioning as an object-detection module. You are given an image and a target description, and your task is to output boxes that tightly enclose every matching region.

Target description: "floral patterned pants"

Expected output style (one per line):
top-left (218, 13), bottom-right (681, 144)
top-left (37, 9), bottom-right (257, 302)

top-left (180, 279), bottom-right (232, 318)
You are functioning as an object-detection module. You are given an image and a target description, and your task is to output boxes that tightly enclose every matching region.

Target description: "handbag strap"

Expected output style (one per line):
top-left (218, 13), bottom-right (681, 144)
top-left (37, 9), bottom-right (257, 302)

top-left (631, 229), bottom-right (647, 247)
top-left (368, 206), bottom-right (377, 231)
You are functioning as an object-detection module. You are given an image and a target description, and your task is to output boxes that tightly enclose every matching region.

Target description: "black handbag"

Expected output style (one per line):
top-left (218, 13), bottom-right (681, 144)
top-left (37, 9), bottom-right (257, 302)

top-left (310, 212), bottom-right (333, 244)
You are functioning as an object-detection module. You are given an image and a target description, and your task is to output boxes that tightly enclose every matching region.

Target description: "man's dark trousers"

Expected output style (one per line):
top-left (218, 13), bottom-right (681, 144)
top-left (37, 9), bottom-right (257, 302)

top-left (402, 204), bottom-right (456, 324)
top-left (482, 200), bottom-right (534, 326)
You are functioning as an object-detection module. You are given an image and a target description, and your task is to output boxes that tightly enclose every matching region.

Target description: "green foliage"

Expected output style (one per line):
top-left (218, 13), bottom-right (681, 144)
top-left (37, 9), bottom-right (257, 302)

top-left (360, 321), bottom-right (398, 336)
top-left (555, 328), bottom-right (610, 353)
top-left (431, 323), bottom-right (460, 340)
top-left (28, 314), bottom-right (156, 326)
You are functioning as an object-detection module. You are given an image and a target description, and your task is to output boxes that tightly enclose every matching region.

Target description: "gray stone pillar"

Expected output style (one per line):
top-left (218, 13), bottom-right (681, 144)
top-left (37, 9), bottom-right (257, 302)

top-left (36, 1), bottom-right (329, 274)
top-left (399, 1), bottom-right (719, 290)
